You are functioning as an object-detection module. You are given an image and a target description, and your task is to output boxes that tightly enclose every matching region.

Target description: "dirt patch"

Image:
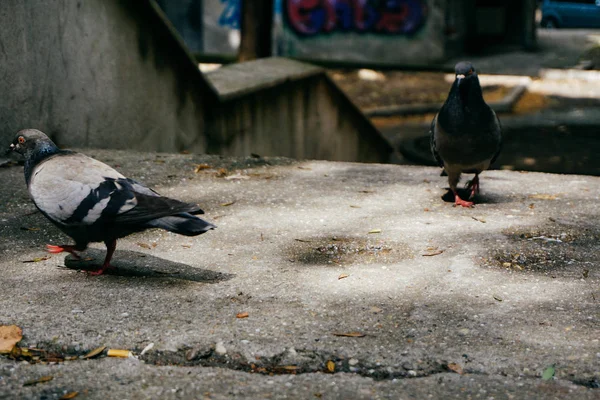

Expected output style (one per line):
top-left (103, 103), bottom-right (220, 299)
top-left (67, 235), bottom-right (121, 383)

top-left (288, 236), bottom-right (414, 266)
top-left (482, 221), bottom-right (600, 280)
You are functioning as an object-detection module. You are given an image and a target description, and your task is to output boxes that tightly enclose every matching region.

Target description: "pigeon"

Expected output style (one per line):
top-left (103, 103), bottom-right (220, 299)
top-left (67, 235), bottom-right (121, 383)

top-left (430, 61), bottom-right (501, 207)
top-left (10, 129), bottom-right (215, 275)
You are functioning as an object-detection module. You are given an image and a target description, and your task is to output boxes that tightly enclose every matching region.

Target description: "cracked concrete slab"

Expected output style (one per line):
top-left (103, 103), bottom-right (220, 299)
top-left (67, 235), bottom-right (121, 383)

top-left (0, 150), bottom-right (598, 399)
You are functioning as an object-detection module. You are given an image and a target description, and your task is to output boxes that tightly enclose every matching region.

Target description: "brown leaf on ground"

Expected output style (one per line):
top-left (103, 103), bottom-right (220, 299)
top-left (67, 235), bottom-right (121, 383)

top-left (332, 332), bottom-right (366, 338)
top-left (422, 250), bottom-right (444, 256)
top-left (136, 242), bottom-right (152, 249)
top-left (220, 201), bottom-right (236, 207)
top-left (194, 164), bottom-right (211, 173)
top-left (0, 325), bottom-right (22, 353)
top-left (23, 376), bottom-right (53, 386)
top-left (83, 346), bottom-right (106, 359)
top-left (528, 194), bottom-right (558, 200)
top-left (236, 312), bottom-right (249, 319)
top-left (59, 392), bottom-right (79, 399)
top-left (447, 363), bottom-right (463, 374)
top-left (215, 168), bottom-right (228, 177)
top-left (338, 274), bottom-right (349, 280)
top-left (20, 227), bottom-right (40, 231)
top-left (326, 360), bottom-right (335, 373)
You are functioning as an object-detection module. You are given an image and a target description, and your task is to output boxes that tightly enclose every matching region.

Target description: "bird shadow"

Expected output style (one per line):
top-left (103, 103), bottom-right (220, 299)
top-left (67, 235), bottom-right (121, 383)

top-left (62, 249), bottom-right (233, 283)
top-left (441, 188), bottom-right (505, 205)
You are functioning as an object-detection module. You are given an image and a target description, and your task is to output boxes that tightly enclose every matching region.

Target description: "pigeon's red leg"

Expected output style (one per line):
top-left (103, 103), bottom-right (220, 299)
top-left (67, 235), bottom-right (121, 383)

top-left (46, 244), bottom-right (81, 259)
top-left (467, 174), bottom-right (480, 199)
top-left (453, 190), bottom-right (474, 208)
top-left (88, 239), bottom-right (117, 276)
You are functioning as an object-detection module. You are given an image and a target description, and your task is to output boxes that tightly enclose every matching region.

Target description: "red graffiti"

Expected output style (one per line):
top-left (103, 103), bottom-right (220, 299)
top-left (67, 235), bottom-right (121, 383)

top-left (285, 0), bottom-right (427, 36)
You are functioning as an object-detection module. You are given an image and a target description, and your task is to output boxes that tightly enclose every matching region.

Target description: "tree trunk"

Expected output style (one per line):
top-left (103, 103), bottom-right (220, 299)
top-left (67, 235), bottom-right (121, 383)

top-left (238, 0), bottom-right (273, 62)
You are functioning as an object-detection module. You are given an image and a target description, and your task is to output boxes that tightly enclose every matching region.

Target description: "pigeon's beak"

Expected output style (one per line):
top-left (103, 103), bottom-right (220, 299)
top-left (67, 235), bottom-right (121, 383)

top-left (456, 74), bottom-right (466, 85)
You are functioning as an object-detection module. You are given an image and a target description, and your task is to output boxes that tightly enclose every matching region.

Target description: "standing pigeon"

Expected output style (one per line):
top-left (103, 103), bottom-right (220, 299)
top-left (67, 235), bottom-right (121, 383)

top-left (10, 129), bottom-right (215, 275)
top-left (430, 61), bottom-right (501, 207)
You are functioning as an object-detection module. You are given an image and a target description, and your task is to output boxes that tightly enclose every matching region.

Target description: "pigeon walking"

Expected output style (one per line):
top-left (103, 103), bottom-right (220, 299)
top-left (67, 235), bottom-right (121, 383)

top-left (430, 61), bottom-right (502, 207)
top-left (10, 129), bottom-right (215, 275)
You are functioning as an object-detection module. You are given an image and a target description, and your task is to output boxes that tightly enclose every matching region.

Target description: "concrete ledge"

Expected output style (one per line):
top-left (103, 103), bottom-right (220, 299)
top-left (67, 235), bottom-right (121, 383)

top-left (1, 151), bottom-right (599, 397)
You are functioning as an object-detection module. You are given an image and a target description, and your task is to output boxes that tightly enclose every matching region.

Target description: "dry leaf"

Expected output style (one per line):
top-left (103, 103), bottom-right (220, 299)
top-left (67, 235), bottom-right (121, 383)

top-left (23, 376), bottom-right (53, 386)
top-left (528, 194), bottom-right (557, 200)
top-left (20, 227), bottom-right (40, 231)
top-left (0, 325), bottom-right (23, 353)
top-left (368, 229), bottom-right (381, 234)
top-left (338, 274), bottom-right (349, 280)
top-left (22, 256), bottom-right (50, 263)
top-left (471, 216), bottom-right (486, 223)
top-left (136, 242), bottom-right (152, 249)
top-left (221, 201), bottom-right (236, 207)
top-left (422, 250), bottom-right (444, 256)
top-left (59, 392), bottom-right (79, 399)
top-left (349, 205), bottom-right (361, 208)
top-left (326, 360), bottom-right (335, 373)
top-left (447, 363), bottom-right (463, 374)
top-left (236, 312), bottom-right (249, 319)
top-left (332, 332), bottom-right (366, 338)
top-left (83, 346), bottom-right (106, 359)
top-left (215, 168), bottom-right (228, 177)
top-left (493, 295), bottom-right (503, 302)
top-left (107, 349), bottom-right (133, 358)
top-left (194, 164), bottom-right (211, 173)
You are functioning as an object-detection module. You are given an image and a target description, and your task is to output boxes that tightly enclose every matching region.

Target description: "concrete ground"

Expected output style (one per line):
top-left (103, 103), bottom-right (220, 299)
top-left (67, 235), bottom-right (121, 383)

top-left (0, 150), bottom-right (598, 399)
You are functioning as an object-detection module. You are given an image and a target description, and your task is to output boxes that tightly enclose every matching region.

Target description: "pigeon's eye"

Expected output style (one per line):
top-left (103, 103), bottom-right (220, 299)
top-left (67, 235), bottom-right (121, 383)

top-left (468, 69), bottom-right (473, 75)
top-left (18, 136), bottom-right (25, 144)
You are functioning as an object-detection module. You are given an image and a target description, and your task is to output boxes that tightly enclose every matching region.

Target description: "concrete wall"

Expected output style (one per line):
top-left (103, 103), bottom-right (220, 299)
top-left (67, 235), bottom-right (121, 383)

top-left (205, 58), bottom-right (391, 163)
top-left (0, 0), bottom-right (215, 152)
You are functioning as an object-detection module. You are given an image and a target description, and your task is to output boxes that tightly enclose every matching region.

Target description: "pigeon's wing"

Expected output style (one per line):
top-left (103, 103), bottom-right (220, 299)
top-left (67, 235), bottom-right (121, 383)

top-left (29, 153), bottom-right (201, 227)
top-left (489, 112), bottom-right (502, 165)
top-left (429, 114), bottom-right (444, 168)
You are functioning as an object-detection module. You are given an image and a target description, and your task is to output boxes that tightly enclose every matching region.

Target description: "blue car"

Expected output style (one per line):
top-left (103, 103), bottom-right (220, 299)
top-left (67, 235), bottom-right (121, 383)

top-left (541, 0), bottom-right (600, 28)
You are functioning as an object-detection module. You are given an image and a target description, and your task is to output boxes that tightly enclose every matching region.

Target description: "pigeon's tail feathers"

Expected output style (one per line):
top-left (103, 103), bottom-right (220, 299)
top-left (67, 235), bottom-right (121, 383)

top-left (148, 213), bottom-right (216, 236)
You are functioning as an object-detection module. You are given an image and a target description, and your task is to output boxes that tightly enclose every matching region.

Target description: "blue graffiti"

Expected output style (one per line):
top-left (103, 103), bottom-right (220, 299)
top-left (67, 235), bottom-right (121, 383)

top-left (219, 0), bottom-right (241, 29)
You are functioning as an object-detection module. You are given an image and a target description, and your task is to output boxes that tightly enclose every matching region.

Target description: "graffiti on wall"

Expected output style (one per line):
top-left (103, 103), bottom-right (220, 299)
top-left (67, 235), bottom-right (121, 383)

top-left (285, 0), bottom-right (427, 36)
top-left (219, 0), bottom-right (241, 29)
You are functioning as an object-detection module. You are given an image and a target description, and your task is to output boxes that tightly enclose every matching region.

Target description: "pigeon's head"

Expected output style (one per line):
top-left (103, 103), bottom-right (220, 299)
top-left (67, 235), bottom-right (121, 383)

top-left (454, 61), bottom-right (476, 85)
top-left (10, 129), bottom-right (58, 158)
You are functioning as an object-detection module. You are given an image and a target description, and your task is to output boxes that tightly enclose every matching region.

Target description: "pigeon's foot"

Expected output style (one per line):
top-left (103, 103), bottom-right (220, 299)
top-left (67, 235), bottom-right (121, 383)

top-left (454, 193), bottom-right (474, 208)
top-left (46, 244), bottom-right (81, 259)
top-left (88, 263), bottom-right (116, 276)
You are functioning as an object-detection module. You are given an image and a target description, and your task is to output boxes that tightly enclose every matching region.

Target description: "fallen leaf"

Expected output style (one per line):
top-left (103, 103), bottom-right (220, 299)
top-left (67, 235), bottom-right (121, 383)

top-left (471, 216), bottom-right (486, 223)
top-left (326, 360), bottom-right (335, 373)
top-left (20, 227), bottom-right (40, 231)
top-left (215, 168), bottom-right (228, 177)
top-left (528, 203), bottom-right (535, 209)
top-left (23, 376), bottom-right (53, 386)
top-left (349, 205), bottom-right (361, 208)
top-left (542, 365), bottom-right (555, 380)
top-left (332, 332), bottom-right (366, 338)
top-left (447, 363), bottom-right (463, 374)
top-left (528, 194), bottom-right (557, 200)
top-left (107, 349), bottom-right (133, 358)
top-left (83, 345), bottom-right (106, 359)
top-left (493, 295), bottom-right (503, 302)
top-left (136, 242), bottom-right (152, 249)
top-left (502, 262), bottom-right (512, 268)
top-left (236, 312), bottom-right (249, 319)
top-left (220, 201), bottom-right (236, 207)
top-left (368, 229), bottom-right (381, 234)
top-left (582, 269), bottom-right (589, 279)
top-left (0, 325), bottom-right (23, 353)
top-left (194, 163), bottom-right (211, 173)
top-left (338, 274), bottom-right (349, 280)
top-left (422, 250), bottom-right (444, 256)
top-left (22, 256), bottom-right (50, 263)
top-left (59, 392), bottom-right (79, 399)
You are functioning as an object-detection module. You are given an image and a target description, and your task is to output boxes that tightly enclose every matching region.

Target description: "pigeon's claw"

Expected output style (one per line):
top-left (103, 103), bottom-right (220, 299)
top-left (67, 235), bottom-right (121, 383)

top-left (46, 244), bottom-right (81, 259)
top-left (466, 175), bottom-right (480, 199)
top-left (454, 192), bottom-right (474, 208)
top-left (88, 263), bottom-right (116, 276)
